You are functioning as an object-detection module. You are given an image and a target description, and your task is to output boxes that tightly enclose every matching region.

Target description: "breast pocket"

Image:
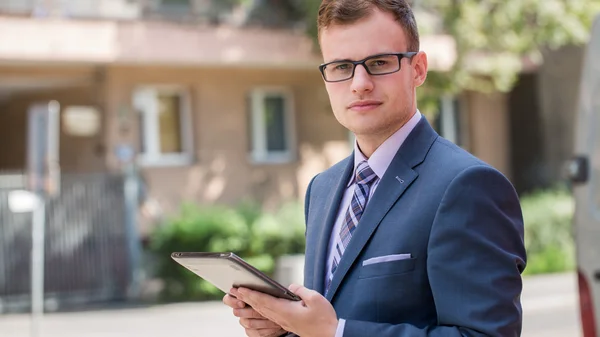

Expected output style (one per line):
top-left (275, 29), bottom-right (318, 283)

top-left (358, 256), bottom-right (417, 279)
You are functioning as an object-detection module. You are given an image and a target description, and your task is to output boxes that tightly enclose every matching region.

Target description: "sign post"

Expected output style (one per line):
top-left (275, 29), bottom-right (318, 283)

top-left (26, 101), bottom-right (60, 337)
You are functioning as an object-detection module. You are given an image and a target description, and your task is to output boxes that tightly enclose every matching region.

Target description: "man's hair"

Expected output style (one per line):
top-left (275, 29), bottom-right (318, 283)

top-left (317, 0), bottom-right (420, 52)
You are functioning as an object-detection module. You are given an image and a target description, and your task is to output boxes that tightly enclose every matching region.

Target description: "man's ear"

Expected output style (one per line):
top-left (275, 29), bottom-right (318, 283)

top-left (412, 51), bottom-right (428, 87)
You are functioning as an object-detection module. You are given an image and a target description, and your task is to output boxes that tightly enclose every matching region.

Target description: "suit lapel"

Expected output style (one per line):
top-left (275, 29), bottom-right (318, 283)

top-left (312, 157), bottom-right (354, 295)
top-left (325, 117), bottom-right (438, 302)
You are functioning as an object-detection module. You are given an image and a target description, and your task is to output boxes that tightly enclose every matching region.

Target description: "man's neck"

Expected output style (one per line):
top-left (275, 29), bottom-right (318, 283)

top-left (355, 134), bottom-right (389, 159)
top-left (355, 113), bottom-right (416, 158)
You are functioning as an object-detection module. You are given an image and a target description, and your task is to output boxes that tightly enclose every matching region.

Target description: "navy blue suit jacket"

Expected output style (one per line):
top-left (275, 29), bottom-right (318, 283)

top-left (303, 118), bottom-right (527, 336)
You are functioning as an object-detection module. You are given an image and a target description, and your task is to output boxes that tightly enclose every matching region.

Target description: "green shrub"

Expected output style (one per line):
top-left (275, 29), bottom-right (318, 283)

top-left (148, 203), bottom-right (251, 301)
top-left (148, 201), bottom-right (306, 302)
top-left (249, 202), bottom-right (306, 257)
top-left (520, 187), bottom-right (575, 275)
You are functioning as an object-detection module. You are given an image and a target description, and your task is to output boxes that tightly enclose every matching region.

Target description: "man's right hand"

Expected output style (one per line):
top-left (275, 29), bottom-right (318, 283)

top-left (223, 293), bottom-right (288, 337)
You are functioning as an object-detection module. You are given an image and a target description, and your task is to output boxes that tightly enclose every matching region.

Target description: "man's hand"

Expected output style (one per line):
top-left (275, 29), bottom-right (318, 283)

top-left (231, 284), bottom-right (338, 337)
top-left (223, 292), bottom-right (287, 337)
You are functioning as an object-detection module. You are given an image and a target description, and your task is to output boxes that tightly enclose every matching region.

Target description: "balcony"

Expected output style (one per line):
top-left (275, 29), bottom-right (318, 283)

top-left (0, 0), bottom-right (238, 23)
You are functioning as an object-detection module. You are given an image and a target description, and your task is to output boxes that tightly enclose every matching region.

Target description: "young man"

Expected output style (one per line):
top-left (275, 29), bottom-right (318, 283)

top-left (224, 1), bottom-right (527, 336)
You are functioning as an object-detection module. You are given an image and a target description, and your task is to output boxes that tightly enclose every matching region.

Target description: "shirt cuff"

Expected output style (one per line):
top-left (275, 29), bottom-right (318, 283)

top-left (335, 319), bottom-right (346, 337)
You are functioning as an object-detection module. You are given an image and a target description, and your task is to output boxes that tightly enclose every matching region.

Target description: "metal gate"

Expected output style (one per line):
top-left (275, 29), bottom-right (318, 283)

top-left (0, 171), bottom-right (140, 313)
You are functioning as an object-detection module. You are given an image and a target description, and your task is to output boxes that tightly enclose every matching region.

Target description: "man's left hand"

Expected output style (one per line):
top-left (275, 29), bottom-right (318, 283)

top-left (230, 284), bottom-right (338, 337)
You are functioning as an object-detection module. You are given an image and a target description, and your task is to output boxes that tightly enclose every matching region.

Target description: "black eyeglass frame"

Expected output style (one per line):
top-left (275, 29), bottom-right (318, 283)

top-left (319, 52), bottom-right (418, 83)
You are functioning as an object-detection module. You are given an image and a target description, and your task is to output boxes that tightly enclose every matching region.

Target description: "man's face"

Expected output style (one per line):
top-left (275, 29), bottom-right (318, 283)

top-left (319, 9), bottom-right (427, 140)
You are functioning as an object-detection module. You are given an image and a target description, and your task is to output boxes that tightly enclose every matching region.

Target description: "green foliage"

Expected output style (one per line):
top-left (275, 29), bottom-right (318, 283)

top-left (249, 202), bottom-right (306, 258)
top-left (148, 201), bottom-right (306, 302)
top-left (520, 187), bottom-right (576, 275)
top-left (420, 0), bottom-right (600, 94)
top-left (417, 71), bottom-right (455, 119)
top-left (300, 0), bottom-right (322, 50)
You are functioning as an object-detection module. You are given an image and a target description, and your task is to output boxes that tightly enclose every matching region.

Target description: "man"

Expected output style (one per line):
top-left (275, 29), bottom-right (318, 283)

top-left (224, 1), bottom-right (527, 336)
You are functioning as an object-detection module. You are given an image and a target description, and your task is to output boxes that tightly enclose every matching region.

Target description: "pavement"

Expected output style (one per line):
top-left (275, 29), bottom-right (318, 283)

top-left (0, 272), bottom-right (582, 337)
top-left (521, 272), bottom-right (582, 337)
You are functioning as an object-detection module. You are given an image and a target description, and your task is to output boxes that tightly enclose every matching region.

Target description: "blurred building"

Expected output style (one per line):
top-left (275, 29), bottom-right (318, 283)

top-left (0, 0), bottom-right (584, 230)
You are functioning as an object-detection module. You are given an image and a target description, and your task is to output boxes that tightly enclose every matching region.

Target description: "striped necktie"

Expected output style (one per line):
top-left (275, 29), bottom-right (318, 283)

top-left (325, 160), bottom-right (378, 293)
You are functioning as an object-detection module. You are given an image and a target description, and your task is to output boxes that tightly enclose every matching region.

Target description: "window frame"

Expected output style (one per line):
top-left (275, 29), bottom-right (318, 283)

top-left (156, 0), bottom-right (192, 12)
top-left (438, 94), bottom-right (469, 149)
top-left (248, 87), bottom-right (296, 164)
top-left (132, 85), bottom-right (194, 167)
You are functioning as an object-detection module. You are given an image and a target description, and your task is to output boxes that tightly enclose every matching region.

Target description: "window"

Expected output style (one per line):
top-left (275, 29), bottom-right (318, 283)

top-left (434, 95), bottom-right (468, 148)
top-left (142, 0), bottom-right (193, 21)
top-left (158, 0), bottom-right (191, 9)
top-left (157, 0), bottom-right (191, 15)
top-left (248, 88), bottom-right (295, 163)
top-left (133, 86), bottom-right (193, 166)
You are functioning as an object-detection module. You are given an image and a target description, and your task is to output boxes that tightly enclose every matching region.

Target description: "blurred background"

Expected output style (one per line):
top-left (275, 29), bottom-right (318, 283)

top-left (0, 0), bottom-right (599, 336)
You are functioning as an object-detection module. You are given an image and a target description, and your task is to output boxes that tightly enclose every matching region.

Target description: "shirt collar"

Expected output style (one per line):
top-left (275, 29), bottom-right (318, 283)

top-left (348, 110), bottom-right (422, 187)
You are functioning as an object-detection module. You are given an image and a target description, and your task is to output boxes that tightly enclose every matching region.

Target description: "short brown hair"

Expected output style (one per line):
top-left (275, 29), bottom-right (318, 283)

top-left (317, 0), bottom-right (420, 51)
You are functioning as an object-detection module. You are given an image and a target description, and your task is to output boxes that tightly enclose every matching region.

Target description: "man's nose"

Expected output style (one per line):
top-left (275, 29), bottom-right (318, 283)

top-left (351, 64), bottom-right (374, 94)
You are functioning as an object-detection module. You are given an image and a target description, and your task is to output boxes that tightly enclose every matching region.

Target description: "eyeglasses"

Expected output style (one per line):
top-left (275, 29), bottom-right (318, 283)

top-left (319, 52), bottom-right (418, 83)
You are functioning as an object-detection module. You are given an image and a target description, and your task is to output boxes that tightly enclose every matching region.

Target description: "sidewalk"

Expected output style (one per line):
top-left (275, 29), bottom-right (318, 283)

top-left (0, 301), bottom-right (245, 337)
top-left (521, 272), bottom-right (581, 337)
top-left (0, 272), bottom-right (581, 337)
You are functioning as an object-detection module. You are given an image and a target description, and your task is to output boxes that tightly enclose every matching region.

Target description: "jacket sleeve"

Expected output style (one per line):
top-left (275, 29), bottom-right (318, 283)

top-left (342, 165), bottom-right (527, 337)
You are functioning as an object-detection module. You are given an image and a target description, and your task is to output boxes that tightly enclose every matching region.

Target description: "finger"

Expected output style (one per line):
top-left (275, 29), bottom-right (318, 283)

top-left (239, 318), bottom-right (281, 330)
top-left (237, 288), bottom-right (281, 316)
top-left (238, 288), bottom-right (301, 327)
top-left (234, 307), bottom-right (264, 319)
top-left (223, 293), bottom-right (246, 309)
top-left (263, 328), bottom-right (288, 337)
top-left (238, 287), bottom-right (285, 304)
top-left (287, 284), bottom-right (306, 306)
top-left (236, 287), bottom-right (259, 306)
top-left (291, 285), bottom-right (318, 303)
top-left (245, 328), bottom-right (284, 337)
top-left (230, 288), bottom-right (245, 301)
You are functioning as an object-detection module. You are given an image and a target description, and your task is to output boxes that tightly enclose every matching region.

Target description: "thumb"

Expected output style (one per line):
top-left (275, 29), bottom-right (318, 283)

top-left (288, 283), bottom-right (303, 293)
top-left (289, 284), bottom-right (320, 304)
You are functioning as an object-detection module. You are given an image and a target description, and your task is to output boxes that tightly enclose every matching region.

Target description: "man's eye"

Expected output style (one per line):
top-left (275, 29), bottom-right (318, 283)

top-left (368, 59), bottom-right (388, 67)
top-left (334, 63), bottom-right (351, 71)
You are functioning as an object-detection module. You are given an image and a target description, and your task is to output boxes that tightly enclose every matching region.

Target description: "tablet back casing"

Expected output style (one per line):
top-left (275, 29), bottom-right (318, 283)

top-left (171, 252), bottom-right (300, 301)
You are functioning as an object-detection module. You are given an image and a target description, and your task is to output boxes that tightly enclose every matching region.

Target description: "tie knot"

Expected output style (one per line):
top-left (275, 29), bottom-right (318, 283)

top-left (355, 161), bottom-right (378, 186)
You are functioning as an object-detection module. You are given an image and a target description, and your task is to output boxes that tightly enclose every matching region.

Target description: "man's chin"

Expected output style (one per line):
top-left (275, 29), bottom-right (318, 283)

top-left (349, 126), bottom-right (384, 137)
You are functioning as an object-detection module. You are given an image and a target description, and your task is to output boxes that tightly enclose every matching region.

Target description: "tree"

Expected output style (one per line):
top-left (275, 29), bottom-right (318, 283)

top-left (423, 0), bottom-right (600, 92)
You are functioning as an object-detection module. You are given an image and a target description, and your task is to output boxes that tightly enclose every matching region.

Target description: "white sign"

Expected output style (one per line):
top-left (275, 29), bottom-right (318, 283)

top-left (62, 106), bottom-right (100, 137)
top-left (8, 190), bottom-right (40, 213)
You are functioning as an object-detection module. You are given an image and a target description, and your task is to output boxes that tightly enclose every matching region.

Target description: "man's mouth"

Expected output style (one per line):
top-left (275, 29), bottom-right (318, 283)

top-left (348, 100), bottom-right (383, 111)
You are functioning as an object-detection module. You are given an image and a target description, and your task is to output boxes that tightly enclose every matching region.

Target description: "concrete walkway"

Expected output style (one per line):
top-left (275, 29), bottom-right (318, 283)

top-left (0, 272), bottom-right (581, 337)
top-left (521, 272), bottom-right (581, 337)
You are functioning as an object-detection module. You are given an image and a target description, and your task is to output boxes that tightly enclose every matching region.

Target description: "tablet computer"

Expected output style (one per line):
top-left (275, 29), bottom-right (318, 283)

top-left (171, 252), bottom-right (301, 301)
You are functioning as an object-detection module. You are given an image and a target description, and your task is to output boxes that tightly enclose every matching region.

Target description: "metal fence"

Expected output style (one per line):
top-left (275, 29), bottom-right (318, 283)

top-left (0, 171), bottom-right (140, 313)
